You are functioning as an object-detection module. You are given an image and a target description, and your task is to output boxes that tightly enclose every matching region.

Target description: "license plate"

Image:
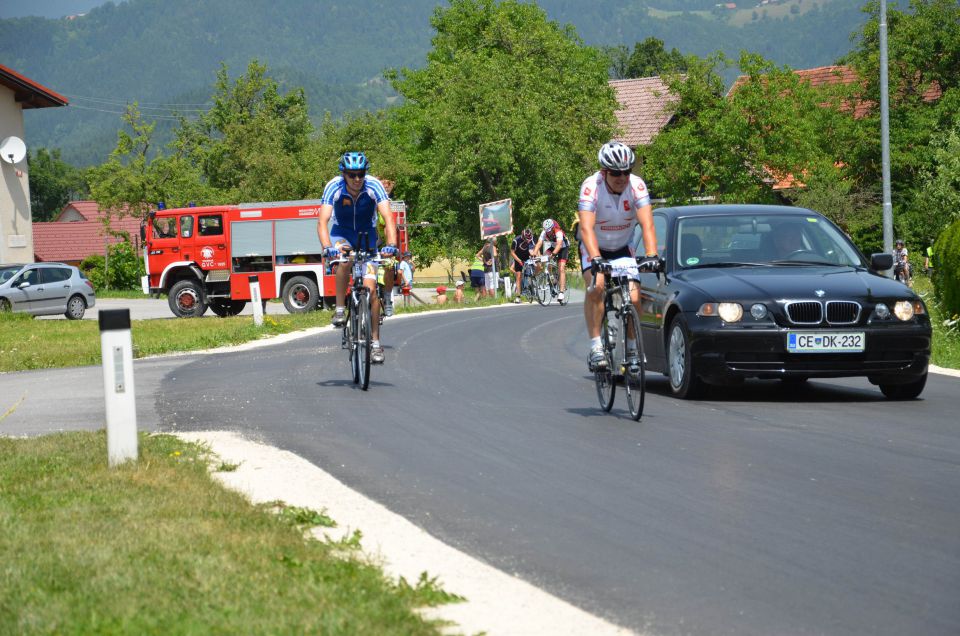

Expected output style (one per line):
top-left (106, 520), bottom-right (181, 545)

top-left (787, 331), bottom-right (864, 353)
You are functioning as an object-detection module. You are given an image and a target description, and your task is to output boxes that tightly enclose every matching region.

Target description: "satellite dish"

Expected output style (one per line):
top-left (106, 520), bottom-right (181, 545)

top-left (0, 136), bottom-right (27, 164)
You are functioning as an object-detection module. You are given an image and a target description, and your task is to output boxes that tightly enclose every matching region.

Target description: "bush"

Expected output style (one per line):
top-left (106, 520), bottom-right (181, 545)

top-left (81, 241), bottom-right (142, 291)
top-left (933, 219), bottom-right (960, 317)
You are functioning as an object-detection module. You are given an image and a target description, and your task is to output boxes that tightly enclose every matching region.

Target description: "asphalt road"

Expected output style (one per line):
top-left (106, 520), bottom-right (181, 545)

top-left (5, 302), bottom-right (959, 635)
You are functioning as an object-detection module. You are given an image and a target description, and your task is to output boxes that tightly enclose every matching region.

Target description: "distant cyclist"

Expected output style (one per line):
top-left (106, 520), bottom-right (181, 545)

top-left (894, 239), bottom-right (912, 286)
top-left (317, 151), bottom-right (398, 364)
top-left (510, 228), bottom-right (537, 303)
top-left (578, 140), bottom-right (659, 371)
top-left (534, 218), bottom-right (570, 303)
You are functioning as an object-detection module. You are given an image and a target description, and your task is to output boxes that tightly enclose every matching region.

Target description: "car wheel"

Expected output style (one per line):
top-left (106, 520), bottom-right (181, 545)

top-left (0, 297), bottom-right (11, 313)
top-left (64, 294), bottom-right (86, 320)
top-left (208, 299), bottom-right (247, 317)
top-left (281, 276), bottom-right (319, 313)
top-left (168, 279), bottom-right (207, 318)
top-left (879, 373), bottom-right (927, 400)
top-left (667, 314), bottom-right (705, 399)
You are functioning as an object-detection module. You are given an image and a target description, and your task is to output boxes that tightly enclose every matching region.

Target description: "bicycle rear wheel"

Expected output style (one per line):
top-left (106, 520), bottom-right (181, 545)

top-left (620, 304), bottom-right (646, 420)
top-left (595, 311), bottom-right (616, 411)
top-left (357, 291), bottom-right (372, 390)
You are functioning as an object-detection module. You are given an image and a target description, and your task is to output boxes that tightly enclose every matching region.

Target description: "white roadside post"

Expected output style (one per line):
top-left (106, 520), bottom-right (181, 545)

top-left (249, 275), bottom-right (264, 326)
top-left (99, 309), bottom-right (138, 466)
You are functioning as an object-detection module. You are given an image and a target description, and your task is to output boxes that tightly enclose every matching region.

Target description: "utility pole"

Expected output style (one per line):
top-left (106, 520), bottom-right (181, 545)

top-left (879, 0), bottom-right (894, 273)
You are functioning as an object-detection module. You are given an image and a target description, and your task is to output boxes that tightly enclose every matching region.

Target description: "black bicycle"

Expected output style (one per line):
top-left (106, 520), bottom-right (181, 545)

top-left (334, 234), bottom-right (381, 390)
top-left (591, 259), bottom-right (647, 420)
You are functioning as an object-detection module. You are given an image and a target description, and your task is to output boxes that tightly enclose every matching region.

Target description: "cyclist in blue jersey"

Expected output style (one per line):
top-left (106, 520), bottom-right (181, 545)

top-left (318, 151), bottom-right (398, 364)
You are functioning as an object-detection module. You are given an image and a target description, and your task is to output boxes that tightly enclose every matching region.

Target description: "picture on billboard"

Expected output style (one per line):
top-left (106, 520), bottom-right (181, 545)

top-left (479, 198), bottom-right (513, 240)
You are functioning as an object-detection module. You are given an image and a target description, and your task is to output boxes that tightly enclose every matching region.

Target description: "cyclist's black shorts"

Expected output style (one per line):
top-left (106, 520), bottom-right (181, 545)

top-left (512, 260), bottom-right (526, 272)
top-left (550, 246), bottom-right (570, 262)
top-left (579, 243), bottom-right (632, 272)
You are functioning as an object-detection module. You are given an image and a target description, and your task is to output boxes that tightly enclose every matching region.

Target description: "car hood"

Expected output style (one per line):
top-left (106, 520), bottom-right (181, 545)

top-left (672, 266), bottom-right (915, 301)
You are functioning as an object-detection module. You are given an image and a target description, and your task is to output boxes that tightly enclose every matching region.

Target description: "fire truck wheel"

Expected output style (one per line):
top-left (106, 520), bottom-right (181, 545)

top-left (168, 279), bottom-right (208, 318)
top-left (282, 276), bottom-right (320, 313)
top-left (209, 299), bottom-right (247, 317)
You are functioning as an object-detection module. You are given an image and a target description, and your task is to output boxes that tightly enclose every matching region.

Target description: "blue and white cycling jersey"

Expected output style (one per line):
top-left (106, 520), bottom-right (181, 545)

top-left (321, 175), bottom-right (390, 233)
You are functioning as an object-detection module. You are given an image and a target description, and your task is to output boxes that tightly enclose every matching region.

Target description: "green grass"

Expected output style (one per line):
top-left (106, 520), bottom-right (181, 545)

top-left (0, 296), bottom-right (507, 372)
top-left (913, 274), bottom-right (960, 369)
top-left (0, 432), bottom-right (455, 635)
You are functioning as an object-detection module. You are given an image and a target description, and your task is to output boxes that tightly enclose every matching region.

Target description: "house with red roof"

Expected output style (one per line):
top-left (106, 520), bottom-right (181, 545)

top-left (0, 64), bottom-right (68, 264)
top-left (32, 201), bottom-right (143, 266)
top-left (726, 64), bottom-right (941, 191)
top-left (609, 76), bottom-right (681, 148)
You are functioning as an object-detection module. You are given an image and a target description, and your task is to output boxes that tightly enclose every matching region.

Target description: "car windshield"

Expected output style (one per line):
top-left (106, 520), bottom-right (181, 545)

top-left (674, 213), bottom-right (864, 269)
top-left (0, 265), bottom-right (23, 284)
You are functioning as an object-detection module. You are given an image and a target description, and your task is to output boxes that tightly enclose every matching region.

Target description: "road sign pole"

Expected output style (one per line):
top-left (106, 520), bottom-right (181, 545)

top-left (99, 309), bottom-right (138, 466)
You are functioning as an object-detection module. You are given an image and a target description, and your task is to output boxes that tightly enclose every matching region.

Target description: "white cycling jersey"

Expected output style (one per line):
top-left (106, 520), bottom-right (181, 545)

top-left (577, 171), bottom-right (651, 251)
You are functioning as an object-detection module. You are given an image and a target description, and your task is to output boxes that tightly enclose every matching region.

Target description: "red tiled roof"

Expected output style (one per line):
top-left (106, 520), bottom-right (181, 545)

top-left (0, 63), bottom-right (68, 109)
top-left (727, 64), bottom-right (940, 118)
top-left (609, 76), bottom-right (680, 147)
top-left (34, 201), bottom-right (142, 263)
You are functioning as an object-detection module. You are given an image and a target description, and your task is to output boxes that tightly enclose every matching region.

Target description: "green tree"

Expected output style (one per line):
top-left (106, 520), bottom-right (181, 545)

top-left (624, 37), bottom-right (689, 79)
top-left (26, 148), bottom-right (88, 221)
top-left (386, 0), bottom-right (617, 265)
top-left (175, 60), bottom-right (315, 202)
top-left (843, 0), bottom-right (960, 246)
top-left (641, 53), bottom-right (856, 205)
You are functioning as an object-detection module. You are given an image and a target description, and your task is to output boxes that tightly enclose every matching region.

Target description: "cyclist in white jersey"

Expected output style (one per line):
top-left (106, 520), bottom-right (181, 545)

top-left (578, 140), bottom-right (660, 371)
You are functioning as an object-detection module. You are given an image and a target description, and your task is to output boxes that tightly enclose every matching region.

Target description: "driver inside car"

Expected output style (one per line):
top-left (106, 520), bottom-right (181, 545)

top-left (770, 222), bottom-right (807, 259)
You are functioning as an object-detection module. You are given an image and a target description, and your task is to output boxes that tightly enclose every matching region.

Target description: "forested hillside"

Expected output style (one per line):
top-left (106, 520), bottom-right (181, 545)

top-left (1, 0), bottom-right (866, 165)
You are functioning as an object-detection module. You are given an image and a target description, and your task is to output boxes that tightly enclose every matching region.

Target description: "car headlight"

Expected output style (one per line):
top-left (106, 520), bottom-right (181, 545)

top-left (749, 303), bottom-right (768, 320)
top-left (718, 302), bottom-right (743, 323)
top-left (893, 300), bottom-right (915, 321)
top-left (875, 303), bottom-right (891, 319)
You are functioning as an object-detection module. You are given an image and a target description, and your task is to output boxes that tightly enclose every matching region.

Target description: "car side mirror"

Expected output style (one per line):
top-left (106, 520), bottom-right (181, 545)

top-left (871, 253), bottom-right (894, 271)
top-left (18, 281), bottom-right (31, 289)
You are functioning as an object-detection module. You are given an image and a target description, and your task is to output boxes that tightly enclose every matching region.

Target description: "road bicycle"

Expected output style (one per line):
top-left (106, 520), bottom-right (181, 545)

top-left (591, 258), bottom-right (650, 420)
top-left (517, 258), bottom-right (539, 302)
top-left (333, 233), bottom-right (382, 390)
top-left (894, 259), bottom-right (913, 287)
top-left (532, 256), bottom-right (567, 306)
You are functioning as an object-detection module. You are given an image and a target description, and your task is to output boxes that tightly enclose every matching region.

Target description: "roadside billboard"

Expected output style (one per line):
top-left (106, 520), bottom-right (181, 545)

top-left (479, 198), bottom-right (513, 240)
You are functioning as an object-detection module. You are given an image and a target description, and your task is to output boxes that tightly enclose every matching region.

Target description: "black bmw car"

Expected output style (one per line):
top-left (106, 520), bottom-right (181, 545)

top-left (634, 204), bottom-right (931, 399)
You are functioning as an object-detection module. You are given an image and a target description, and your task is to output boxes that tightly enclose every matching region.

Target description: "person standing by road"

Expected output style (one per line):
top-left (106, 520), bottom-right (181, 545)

top-left (510, 228), bottom-right (537, 303)
top-left (477, 239), bottom-right (498, 298)
top-left (578, 140), bottom-right (660, 371)
top-left (317, 151), bottom-right (398, 364)
top-left (534, 218), bottom-right (570, 303)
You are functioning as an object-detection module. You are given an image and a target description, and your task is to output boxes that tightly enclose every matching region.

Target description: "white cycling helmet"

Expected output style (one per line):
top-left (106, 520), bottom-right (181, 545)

top-left (598, 140), bottom-right (635, 171)
top-left (542, 219), bottom-right (554, 232)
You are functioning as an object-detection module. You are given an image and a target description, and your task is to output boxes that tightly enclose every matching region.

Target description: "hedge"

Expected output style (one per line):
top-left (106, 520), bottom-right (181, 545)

top-left (933, 218), bottom-right (960, 318)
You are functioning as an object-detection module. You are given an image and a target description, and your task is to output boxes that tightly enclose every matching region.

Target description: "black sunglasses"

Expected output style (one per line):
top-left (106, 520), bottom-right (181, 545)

top-left (343, 171), bottom-right (366, 180)
top-left (606, 169), bottom-right (631, 177)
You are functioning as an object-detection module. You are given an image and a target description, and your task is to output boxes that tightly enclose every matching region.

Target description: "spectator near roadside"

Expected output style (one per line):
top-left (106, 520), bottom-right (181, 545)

top-left (468, 254), bottom-right (485, 299)
top-left (476, 240), bottom-right (498, 297)
top-left (398, 251), bottom-right (414, 291)
top-left (453, 280), bottom-right (465, 303)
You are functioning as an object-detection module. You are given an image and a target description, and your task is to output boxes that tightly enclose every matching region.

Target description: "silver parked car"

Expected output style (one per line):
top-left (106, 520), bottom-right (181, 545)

top-left (0, 263), bottom-right (96, 319)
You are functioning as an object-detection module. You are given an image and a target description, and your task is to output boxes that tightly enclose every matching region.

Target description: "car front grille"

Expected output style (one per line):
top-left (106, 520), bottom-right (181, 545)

top-left (784, 300), bottom-right (862, 326)
top-left (785, 301), bottom-right (822, 324)
top-left (826, 301), bottom-right (861, 325)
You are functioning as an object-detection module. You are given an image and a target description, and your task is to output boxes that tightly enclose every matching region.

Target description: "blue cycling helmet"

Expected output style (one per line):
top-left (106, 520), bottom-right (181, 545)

top-left (339, 151), bottom-right (370, 172)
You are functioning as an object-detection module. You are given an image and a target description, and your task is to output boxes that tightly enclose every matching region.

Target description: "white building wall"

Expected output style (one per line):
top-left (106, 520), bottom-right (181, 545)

top-left (0, 85), bottom-right (33, 264)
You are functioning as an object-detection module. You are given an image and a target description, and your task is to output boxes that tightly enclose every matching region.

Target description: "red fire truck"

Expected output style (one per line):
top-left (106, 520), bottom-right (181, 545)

top-left (141, 199), bottom-right (408, 317)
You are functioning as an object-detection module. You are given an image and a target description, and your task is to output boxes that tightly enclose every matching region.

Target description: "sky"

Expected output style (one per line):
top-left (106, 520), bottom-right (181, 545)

top-left (0, 0), bottom-right (118, 19)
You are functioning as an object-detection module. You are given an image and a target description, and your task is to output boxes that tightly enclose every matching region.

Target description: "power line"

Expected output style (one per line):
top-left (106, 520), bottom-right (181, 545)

top-left (66, 93), bottom-right (213, 108)
top-left (67, 103), bottom-right (198, 121)
top-left (68, 95), bottom-right (210, 113)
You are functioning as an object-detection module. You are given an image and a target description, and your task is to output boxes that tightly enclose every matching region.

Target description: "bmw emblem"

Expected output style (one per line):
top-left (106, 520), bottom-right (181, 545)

top-left (815, 289), bottom-right (826, 297)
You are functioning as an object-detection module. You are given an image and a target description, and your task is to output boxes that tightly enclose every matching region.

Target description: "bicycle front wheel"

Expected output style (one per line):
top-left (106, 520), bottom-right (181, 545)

top-left (348, 304), bottom-right (360, 384)
top-left (357, 291), bottom-right (372, 390)
top-left (620, 304), bottom-right (646, 421)
top-left (595, 311), bottom-right (616, 411)
top-left (534, 272), bottom-right (552, 306)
